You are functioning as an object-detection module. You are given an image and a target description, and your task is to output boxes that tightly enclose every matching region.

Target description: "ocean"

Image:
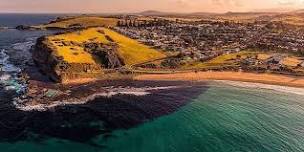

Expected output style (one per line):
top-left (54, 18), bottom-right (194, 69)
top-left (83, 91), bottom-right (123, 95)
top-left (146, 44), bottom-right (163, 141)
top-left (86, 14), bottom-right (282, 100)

top-left (0, 14), bottom-right (304, 152)
top-left (0, 14), bottom-right (57, 96)
top-left (0, 14), bottom-right (63, 27)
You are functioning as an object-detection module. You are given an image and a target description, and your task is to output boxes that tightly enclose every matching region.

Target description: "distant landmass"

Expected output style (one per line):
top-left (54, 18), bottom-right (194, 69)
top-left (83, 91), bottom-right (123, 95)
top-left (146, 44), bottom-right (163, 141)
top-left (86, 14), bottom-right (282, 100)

top-left (135, 9), bottom-right (304, 17)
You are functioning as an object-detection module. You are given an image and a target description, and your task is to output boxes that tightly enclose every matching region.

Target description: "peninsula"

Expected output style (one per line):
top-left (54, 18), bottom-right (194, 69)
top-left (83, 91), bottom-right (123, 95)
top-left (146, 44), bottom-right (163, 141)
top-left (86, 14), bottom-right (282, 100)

top-left (32, 27), bottom-right (165, 83)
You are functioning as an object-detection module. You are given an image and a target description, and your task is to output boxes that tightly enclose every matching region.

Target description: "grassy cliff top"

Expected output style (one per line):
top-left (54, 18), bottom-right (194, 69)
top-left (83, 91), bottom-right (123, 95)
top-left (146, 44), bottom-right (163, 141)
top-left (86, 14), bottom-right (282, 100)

top-left (101, 28), bottom-right (166, 65)
top-left (34, 16), bottom-right (119, 29)
top-left (46, 27), bottom-right (166, 65)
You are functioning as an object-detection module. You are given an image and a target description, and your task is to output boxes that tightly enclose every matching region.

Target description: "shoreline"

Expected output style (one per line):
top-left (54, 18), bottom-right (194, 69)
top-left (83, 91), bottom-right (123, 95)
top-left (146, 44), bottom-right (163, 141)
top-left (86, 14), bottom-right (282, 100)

top-left (17, 71), bottom-right (304, 111)
top-left (134, 71), bottom-right (304, 88)
top-left (19, 79), bottom-right (207, 111)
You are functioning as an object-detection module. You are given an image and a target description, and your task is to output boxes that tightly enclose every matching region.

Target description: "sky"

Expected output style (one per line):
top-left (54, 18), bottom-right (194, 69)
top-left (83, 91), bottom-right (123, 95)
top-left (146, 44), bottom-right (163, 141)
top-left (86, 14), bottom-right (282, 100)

top-left (0, 0), bottom-right (304, 13)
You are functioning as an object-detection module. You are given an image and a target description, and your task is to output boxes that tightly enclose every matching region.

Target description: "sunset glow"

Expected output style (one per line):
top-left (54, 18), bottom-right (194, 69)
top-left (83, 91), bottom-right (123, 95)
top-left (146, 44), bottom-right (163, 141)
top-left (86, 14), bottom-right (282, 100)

top-left (0, 0), bottom-right (304, 13)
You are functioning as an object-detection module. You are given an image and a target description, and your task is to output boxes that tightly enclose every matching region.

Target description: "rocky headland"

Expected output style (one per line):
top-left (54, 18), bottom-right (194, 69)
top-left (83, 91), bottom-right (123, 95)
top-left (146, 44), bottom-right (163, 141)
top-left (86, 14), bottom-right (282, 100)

top-left (17, 25), bottom-right (166, 110)
top-left (31, 27), bottom-right (165, 83)
top-left (16, 16), bottom-right (120, 31)
top-left (32, 36), bottom-right (104, 83)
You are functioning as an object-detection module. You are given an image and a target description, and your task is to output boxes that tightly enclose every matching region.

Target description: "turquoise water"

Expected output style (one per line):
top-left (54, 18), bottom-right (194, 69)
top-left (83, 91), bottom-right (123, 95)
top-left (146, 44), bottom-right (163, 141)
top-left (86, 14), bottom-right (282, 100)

top-left (1, 82), bottom-right (304, 152)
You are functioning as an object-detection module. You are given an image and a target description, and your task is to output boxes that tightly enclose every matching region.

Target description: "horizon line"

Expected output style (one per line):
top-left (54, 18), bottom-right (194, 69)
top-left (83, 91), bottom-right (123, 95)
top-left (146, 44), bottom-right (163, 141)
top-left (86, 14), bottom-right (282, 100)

top-left (0, 9), bottom-right (299, 15)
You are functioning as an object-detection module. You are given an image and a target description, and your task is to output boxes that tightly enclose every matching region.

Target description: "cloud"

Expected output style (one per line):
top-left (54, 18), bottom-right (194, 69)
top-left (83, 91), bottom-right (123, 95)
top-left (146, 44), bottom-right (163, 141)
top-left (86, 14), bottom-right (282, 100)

top-left (212, 0), bottom-right (243, 7)
top-left (169, 0), bottom-right (193, 8)
top-left (174, 0), bottom-right (189, 6)
top-left (1, 0), bottom-right (304, 13)
top-left (278, 0), bottom-right (304, 5)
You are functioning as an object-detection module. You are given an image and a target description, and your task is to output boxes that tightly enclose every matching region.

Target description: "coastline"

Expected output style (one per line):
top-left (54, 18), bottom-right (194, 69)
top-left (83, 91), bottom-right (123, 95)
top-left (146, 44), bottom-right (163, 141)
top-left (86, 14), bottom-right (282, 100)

top-left (134, 71), bottom-right (304, 88)
top-left (18, 71), bottom-right (304, 111)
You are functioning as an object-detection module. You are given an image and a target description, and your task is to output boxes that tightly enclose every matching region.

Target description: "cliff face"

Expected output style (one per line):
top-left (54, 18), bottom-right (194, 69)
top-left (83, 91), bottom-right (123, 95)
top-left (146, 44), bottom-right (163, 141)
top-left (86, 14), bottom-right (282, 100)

top-left (32, 37), bottom-right (103, 83)
top-left (84, 42), bottom-right (125, 69)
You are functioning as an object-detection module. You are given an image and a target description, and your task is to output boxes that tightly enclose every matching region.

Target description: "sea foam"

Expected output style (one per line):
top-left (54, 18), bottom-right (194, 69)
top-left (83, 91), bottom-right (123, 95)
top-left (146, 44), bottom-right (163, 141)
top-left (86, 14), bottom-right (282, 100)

top-left (216, 80), bottom-right (304, 96)
top-left (12, 41), bottom-right (34, 51)
top-left (0, 74), bottom-right (11, 81)
top-left (0, 49), bottom-right (21, 73)
top-left (14, 86), bottom-right (181, 111)
top-left (0, 48), bottom-right (26, 93)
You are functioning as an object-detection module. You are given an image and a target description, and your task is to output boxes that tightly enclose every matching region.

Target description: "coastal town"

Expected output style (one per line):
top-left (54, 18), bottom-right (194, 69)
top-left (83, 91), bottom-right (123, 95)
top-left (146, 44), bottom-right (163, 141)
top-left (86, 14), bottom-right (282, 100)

top-left (112, 16), bottom-right (304, 74)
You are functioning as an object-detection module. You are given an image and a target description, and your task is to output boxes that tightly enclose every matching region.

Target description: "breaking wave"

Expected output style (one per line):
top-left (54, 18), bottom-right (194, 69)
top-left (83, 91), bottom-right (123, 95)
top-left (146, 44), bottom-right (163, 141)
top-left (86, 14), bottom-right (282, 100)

top-left (14, 86), bottom-right (181, 111)
top-left (0, 49), bottom-right (20, 73)
top-left (216, 80), bottom-right (304, 96)
top-left (0, 37), bottom-right (38, 94)
top-left (0, 49), bottom-right (26, 93)
top-left (12, 40), bottom-right (35, 51)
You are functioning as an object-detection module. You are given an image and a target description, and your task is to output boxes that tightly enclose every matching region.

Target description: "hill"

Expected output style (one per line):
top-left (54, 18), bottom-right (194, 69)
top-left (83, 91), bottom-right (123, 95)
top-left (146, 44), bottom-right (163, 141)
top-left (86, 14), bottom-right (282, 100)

top-left (32, 27), bottom-right (166, 83)
top-left (32, 16), bottom-right (119, 30)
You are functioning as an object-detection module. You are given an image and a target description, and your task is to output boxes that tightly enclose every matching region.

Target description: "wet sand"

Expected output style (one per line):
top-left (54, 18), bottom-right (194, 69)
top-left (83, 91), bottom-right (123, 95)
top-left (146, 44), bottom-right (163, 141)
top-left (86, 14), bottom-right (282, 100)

top-left (134, 71), bottom-right (304, 88)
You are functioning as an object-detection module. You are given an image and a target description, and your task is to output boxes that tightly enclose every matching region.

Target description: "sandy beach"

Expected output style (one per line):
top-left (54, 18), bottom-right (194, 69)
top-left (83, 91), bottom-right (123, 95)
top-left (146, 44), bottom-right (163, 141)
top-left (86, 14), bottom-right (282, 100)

top-left (134, 71), bottom-right (304, 88)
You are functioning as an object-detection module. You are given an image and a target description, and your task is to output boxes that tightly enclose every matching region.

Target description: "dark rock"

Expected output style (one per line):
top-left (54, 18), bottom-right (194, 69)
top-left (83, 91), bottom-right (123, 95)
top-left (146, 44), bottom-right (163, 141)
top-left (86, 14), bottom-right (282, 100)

top-left (15, 25), bottom-right (31, 30)
top-left (32, 36), bottom-right (104, 83)
top-left (161, 58), bottom-right (181, 68)
top-left (105, 35), bottom-right (114, 42)
top-left (84, 42), bottom-right (125, 68)
top-left (68, 23), bottom-right (85, 30)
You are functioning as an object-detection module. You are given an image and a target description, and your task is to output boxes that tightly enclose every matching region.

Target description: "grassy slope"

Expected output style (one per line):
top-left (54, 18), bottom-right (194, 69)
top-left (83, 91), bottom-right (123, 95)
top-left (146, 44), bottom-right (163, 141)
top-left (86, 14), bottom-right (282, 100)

top-left (102, 28), bottom-right (166, 65)
top-left (282, 57), bottom-right (302, 66)
top-left (182, 51), bottom-right (255, 69)
top-left (46, 28), bottom-right (165, 66)
top-left (48, 28), bottom-right (109, 64)
top-left (183, 50), bottom-right (303, 70)
top-left (271, 15), bottom-right (304, 26)
top-left (35, 17), bottom-right (119, 29)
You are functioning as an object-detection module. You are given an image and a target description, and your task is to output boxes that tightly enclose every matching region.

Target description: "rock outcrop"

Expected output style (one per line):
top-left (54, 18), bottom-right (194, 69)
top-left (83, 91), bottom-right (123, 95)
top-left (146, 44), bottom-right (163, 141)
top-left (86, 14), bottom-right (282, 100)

top-left (84, 42), bottom-right (125, 69)
top-left (32, 37), bottom-right (103, 83)
top-left (15, 25), bottom-right (35, 30)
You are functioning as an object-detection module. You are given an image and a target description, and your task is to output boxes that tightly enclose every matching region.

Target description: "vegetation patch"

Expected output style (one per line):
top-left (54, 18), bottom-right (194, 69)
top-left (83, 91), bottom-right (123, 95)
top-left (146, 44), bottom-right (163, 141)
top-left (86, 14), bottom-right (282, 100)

top-left (281, 57), bottom-right (302, 67)
top-left (33, 16), bottom-right (119, 29)
top-left (182, 51), bottom-right (256, 69)
top-left (102, 28), bottom-right (166, 65)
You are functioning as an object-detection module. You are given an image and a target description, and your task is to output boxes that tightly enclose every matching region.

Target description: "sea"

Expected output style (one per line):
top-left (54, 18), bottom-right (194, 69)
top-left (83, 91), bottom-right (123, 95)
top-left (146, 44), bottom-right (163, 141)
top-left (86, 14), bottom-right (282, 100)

top-left (0, 14), bottom-right (304, 152)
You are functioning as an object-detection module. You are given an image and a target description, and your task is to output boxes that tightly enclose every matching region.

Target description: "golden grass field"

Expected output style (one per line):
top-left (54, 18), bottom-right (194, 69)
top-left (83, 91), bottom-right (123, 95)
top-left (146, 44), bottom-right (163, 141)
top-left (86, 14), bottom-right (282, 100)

top-left (34, 16), bottom-right (119, 29)
top-left (271, 15), bottom-right (304, 26)
top-left (182, 51), bottom-right (256, 69)
top-left (47, 28), bottom-right (106, 64)
top-left (47, 27), bottom-right (166, 66)
top-left (282, 57), bottom-right (302, 67)
top-left (102, 28), bottom-right (166, 65)
top-left (182, 50), bottom-right (304, 70)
